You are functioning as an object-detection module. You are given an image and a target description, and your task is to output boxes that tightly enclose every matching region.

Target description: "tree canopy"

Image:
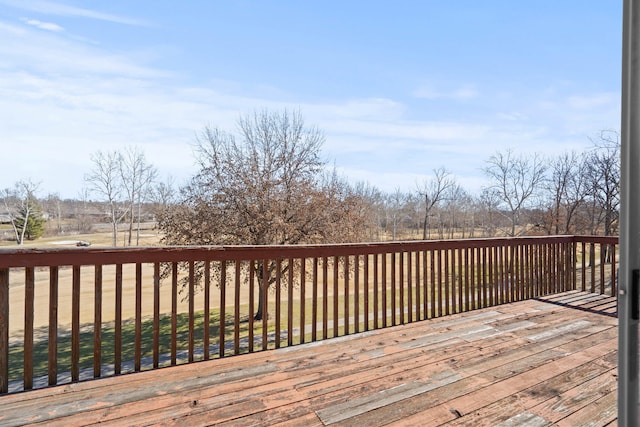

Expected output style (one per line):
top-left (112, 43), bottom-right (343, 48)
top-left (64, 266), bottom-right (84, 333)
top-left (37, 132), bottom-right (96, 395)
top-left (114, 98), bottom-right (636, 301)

top-left (157, 109), bottom-right (372, 319)
top-left (158, 110), bottom-right (370, 247)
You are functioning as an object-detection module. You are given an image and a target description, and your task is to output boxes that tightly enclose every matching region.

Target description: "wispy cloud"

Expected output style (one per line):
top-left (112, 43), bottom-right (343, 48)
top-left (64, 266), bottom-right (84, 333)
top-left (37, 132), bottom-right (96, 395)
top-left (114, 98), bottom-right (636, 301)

top-left (412, 84), bottom-right (479, 100)
top-left (1, 0), bottom-right (146, 26)
top-left (0, 21), bottom-right (167, 78)
top-left (20, 17), bottom-right (63, 32)
top-left (0, 5), bottom-right (621, 198)
top-left (567, 92), bottom-right (618, 109)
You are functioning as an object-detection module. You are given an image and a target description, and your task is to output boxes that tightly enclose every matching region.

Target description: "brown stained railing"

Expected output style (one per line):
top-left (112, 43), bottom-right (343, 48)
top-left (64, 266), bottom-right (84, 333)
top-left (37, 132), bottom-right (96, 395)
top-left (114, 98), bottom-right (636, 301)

top-left (0, 235), bottom-right (618, 394)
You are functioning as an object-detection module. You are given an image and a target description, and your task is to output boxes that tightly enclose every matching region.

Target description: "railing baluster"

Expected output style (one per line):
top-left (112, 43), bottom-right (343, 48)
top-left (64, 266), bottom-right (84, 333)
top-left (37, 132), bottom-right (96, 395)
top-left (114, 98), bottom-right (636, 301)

top-left (300, 257), bottom-right (306, 344)
top-left (430, 250), bottom-right (436, 318)
top-left (170, 262), bottom-right (177, 366)
top-left (94, 265), bottom-right (102, 377)
top-left (450, 248), bottom-right (457, 314)
top-left (481, 247), bottom-right (491, 307)
top-left (382, 253), bottom-right (387, 327)
top-left (115, 264), bottom-right (123, 374)
top-left (551, 243), bottom-right (557, 294)
top-left (453, 248), bottom-right (459, 312)
top-left (457, 248), bottom-right (463, 313)
top-left (343, 256), bottom-right (349, 333)
top-left (220, 260), bottom-right (226, 357)
top-left (611, 245), bottom-right (617, 296)
top-left (135, 263), bottom-right (142, 372)
top-left (288, 258), bottom-right (294, 346)
top-left (49, 266), bottom-right (58, 386)
top-left (248, 261), bottom-right (255, 352)
top-left (312, 257), bottom-right (318, 340)
top-left (491, 246), bottom-right (497, 305)
top-left (465, 248), bottom-right (477, 310)
top-left (494, 246), bottom-right (500, 304)
top-left (540, 244), bottom-right (545, 295)
top-left (373, 253), bottom-right (379, 329)
top-left (421, 251), bottom-right (427, 319)
top-left (571, 242), bottom-right (577, 292)
top-left (153, 263), bottom-right (160, 368)
top-left (506, 244), bottom-right (512, 302)
top-left (390, 253), bottom-right (396, 325)
top-left (538, 244), bottom-right (544, 297)
top-left (322, 257), bottom-right (328, 339)
top-left (24, 267), bottom-right (34, 390)
top-left (506, 245), bottom-right (511, 302)
top-left (333, 256), bottom-right (339, 336)
top-left (71, 265), bottom-right (80, 382)
top-left (354, 255), bottom-right (360, 332)
top-left (275, 259), bottom-right (282, 348)
top-left (204, 261), bottom-right (210, 360)
top-left (262, 259), bottom-right (268, 350)
top-left (236, 260), bottom-right (243, 353)
top-left (516, 245), bottom-right (523, 301)
top-left (444, 249), bottom-right (450, 315)
top-left (407, 251), bottom-right (412, 323)
top-left (364, 254), bottom-right (369, 330)
top-left (548, 244), bottom-right (554, 295)
top-left (600, 243), bottom-right (606, 294)
top-left (414, 251), bottom-right (421, 321)
top-left (590, 243), bottom-right (596, 293)
top-left (499, 245), bottom-right (505, 304)
top-left (188, 261), bottom-right (195, 363)
top-left (398, 252), bottom-right (404, 324)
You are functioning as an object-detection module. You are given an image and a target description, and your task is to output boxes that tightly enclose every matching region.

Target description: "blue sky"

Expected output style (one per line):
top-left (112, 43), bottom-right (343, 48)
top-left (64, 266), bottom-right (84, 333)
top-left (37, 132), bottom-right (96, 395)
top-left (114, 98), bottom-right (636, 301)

top-left (0, 0), bottom-right (622, 199)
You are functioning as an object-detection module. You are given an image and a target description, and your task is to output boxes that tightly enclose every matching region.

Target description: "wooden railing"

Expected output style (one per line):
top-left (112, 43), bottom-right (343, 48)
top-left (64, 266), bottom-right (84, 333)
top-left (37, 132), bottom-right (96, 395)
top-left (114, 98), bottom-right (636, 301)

top-left (0, 235), bottom-right (617, 394)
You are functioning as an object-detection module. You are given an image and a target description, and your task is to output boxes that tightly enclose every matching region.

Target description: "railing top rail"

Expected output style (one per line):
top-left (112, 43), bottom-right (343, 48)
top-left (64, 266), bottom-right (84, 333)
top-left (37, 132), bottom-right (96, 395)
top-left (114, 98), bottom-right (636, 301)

top-left (0, 235), bottom-right (611, 269)
top-left (572, 235), bottom-right (619, 244)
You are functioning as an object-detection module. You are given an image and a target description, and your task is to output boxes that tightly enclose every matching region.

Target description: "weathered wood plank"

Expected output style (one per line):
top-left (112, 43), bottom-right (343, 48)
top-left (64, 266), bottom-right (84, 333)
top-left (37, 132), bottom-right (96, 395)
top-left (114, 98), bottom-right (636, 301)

top-left (0, 292), bottom-right (617, 427)
top-left (438, 351), bottom-right (616, 426)
top-left (387, 338), bottom-right (617, 426)
top-left (555, 390), bottom-right (617, 427)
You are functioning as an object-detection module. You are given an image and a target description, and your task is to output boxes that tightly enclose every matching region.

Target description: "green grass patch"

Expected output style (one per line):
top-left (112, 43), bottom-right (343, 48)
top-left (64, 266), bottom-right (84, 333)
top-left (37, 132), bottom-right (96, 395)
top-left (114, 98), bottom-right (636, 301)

top-left (8, 308), bottom-right (263, 383)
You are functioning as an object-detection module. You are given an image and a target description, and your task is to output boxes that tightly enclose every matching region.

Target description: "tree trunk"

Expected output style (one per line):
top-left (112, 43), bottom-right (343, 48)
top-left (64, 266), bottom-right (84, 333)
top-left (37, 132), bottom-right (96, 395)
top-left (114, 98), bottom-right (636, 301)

top-left (254, 282), bottom-right (268, 320)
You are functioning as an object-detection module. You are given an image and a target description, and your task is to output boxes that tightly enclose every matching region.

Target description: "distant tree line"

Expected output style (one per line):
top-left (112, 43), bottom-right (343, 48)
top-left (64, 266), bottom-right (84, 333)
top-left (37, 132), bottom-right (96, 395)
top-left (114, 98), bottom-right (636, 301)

top-left (0, 110), bottom-right (620, 247)
top-left (373, 129), bottom-right (619, 240)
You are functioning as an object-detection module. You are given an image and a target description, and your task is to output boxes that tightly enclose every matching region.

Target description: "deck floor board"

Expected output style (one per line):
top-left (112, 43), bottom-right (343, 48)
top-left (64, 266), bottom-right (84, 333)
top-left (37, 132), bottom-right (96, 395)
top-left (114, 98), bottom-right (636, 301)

top-left (0, 291), bottom-right (618, 426)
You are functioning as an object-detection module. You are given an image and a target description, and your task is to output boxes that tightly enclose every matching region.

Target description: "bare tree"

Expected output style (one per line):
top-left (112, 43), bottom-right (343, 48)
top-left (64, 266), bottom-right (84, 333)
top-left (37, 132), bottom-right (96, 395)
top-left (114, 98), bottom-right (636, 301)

top-left (2, 179), bottom-right (41, 244)
top-left (43, 192), bottom-right (63, 234)
top-left (351, 181), bottom-right (384, 241)
top-left (85, 150), bottom-right (128, 246)
top-left (386, 188), bottom-right (411, 240)
top-left (120, 147), bottom-right (157, 246)
top-left (157, 109), bottom-right (370, 319)
top-left (151, 175), bottom-right (177, 210)
top-left (482, 149), bottom-right (547, 236)
top-left (541, 151), bottom-right (590, 234)
top-left (74, 187), bottom-right (95, 233)
top-left (441, 184), bottom-right (471, 239)
top-left (475, 188), bottom-right (502, 237)
top-left (417, 167), bottom-right (455, 240)
top-left (586, 130), bottom-right (620, 236)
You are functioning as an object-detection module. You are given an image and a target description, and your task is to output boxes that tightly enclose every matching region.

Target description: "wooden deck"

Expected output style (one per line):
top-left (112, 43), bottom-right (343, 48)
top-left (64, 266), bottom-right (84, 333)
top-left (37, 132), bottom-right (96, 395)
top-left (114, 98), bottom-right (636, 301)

top-left (0, 291), bottom-right (618, 426)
